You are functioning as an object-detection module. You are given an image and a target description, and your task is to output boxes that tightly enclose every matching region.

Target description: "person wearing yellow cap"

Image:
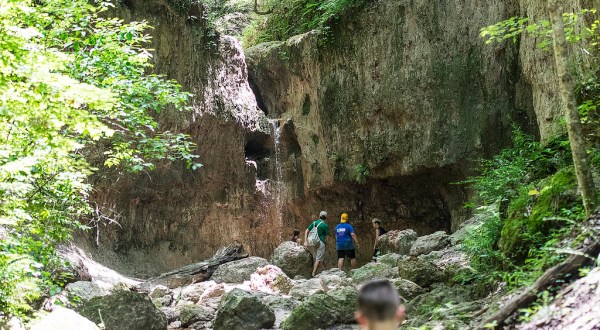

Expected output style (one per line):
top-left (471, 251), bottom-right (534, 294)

top-left (335, 213), bottom-right (359, 271)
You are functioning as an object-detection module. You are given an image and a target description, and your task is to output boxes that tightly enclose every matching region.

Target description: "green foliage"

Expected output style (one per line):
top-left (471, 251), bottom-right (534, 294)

top-left (464, 128), bottom-right (571, 206)
top-left (460, 130), bottom-right (590, 291)
top-left (480, 9), bottom-right (600, 50)
top-left (242, 0), bottom-right (370, 47)
top-left (0, 0), bottom-right (199, 316)
top-left (461, 208), bottom-right (504, 273)
top-left (353, 164), bottom-right (369, 184)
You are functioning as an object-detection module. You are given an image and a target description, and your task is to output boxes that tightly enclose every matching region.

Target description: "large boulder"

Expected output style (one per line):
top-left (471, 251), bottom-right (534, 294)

top-left (378, 230), bottom-right (418, 255)
top-left (210, 257), bottom-right (269, 283)
top-left (351, 262), bottom-right (398, 283)
top-left (397, 258), bottom-right (445, 287)
top-left (248, 265), bottom-right (293, 294)
top-left (410, 231), bottom-right (450, 256)
top-left (65, 281), bottom-right (110, 303)
top-left (315, 268), bottom-right (352, 290)
top-left (213, 288), bottom-right (275, 330)
top-left (391, 278), bottom-right (424, 301)
top-left (78, 290), bottom-right (167, 330)
top-left (270, 241), bottom-right (312, 278)
top-left (280, 286), bottom-right (358, 330)
top-left (377, 253), bottom-right (406, 267)
top-left (289, 278), bottom-right (328, 300)
top-left (178, 304), bottom-right (215, 327)
top-left (175, 281), bottom-right (222, 303)
top-left (30, 307), bottom-right (98, 330)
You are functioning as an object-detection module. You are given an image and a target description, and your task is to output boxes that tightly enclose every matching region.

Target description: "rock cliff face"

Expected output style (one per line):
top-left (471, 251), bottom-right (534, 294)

top-left (82, 0), bottom-right (279, 276)
top-left (245, 0), bottom-right (521, 260)
top-left (80, 0), bottom-right (594, 275)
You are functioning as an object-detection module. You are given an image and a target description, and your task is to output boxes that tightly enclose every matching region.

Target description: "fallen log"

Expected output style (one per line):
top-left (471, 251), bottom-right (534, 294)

top-left (480, 240), bottom-right (600, 329)
top-left (137, 242), bottom-right (248, 291)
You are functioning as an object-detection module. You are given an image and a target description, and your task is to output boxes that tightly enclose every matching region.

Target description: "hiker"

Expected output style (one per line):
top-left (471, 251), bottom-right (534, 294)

top-left (355, 279), bottom-right (405, 330)
top-left (291, 228), bottom-right (302, 245)
top-left (371, 218), bottom-right (387, 261)
top-left (304, 211), bottom-right (330, 277)
top-left (335, 213), bottom-right (359, 271)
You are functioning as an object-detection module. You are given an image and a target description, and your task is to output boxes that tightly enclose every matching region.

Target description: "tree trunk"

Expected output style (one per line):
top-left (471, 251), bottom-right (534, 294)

top-left (548, 0), bottom-right (598, 216)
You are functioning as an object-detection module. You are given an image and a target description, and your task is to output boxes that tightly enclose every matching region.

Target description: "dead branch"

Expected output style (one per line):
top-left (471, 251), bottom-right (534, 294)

top-left (480, 240), bottom-right (600, 329)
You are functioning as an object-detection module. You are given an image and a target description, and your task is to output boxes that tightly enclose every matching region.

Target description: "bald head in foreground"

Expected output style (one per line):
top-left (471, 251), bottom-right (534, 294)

top-left (356, 280), bottom-right (405, 330)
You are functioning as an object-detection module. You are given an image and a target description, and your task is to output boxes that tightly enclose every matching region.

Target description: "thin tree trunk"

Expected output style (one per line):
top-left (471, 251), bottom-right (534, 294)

top-left (548, 0), bottom-right (598, 216)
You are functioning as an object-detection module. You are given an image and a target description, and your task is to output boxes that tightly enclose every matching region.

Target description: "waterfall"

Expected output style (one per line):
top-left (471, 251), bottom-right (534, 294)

top-left (269, 119), bottom-right (284, 221)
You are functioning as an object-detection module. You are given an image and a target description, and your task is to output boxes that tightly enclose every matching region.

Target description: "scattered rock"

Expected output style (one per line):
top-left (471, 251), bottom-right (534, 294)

top-left (149, 285), bottom-right (173, 307)
top-left (391, 278), bottom-right (424, 300)
top-left (315, 268), bottom-right (351, 290)
top-left (397, 258), bottom-right (445, 287)
top-left (178, 304), bottom-right (215, 327)
top-left (261, 294), bottom-right (300, 328)
top-left (519, 267), bottom-right (600, 330)
top-left (271, 241), bottom-right (313, 279)
top-left (149, 285), bottom-right (171, 299)
top-left (64, 281), bottom-right (110, 303)
top-left (351, 262), bottom-right (398, 283)
top-left (177, 281), bottom-right (219, 303)
top-left (289, 278), bottom-right (328, 300)
top-left (213, 288), bottom-right (275, 330)
top-left (378, 229), bottom-right (418, 255)
top-left (404, 284), bottom-right (478, 328)
top-left (160, 307), bottom-right (178, 323)
top-left (448, 205), bottom-right (495, 245)
top-left (280, 286), bottom-right (358, 330)
top-left (410, 231), bottom-right (450, 256)
top-left (30, 306), bottom-right (99, 330)
top-left (419, 247), bottom-right (473, 280)
top-left (210, 257), bottom-right (269, 283)
top-left (377, 253), bottom-right (405, 267)
top-left (248, 265), bottom-right (293, 294)
top-left (78, 290), bottom-right (167, 330)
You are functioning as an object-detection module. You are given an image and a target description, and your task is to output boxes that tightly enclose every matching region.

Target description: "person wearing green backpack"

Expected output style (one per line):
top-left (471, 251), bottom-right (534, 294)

top-left (304, 211), bottom-right (330, 277)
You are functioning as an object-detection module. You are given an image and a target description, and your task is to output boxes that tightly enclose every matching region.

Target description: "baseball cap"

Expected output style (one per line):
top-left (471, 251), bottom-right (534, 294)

top-left (319, 211), bottom-right (327, 218)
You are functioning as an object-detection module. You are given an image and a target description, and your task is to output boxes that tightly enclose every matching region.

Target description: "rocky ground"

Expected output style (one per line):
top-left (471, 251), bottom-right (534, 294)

top-left (18, 213), bottom-right (600, 330)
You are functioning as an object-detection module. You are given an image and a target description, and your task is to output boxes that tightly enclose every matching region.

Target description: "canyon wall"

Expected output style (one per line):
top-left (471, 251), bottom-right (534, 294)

top-left (80, 0), bottom-right (595, 275)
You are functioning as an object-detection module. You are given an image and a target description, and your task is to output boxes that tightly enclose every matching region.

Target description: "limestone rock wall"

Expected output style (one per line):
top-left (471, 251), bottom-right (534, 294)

top-left (83, 0), bottom-right (279, 277)
top-left (82, 0), bottom-right (600, 275)
top-left (245, 0), bottom-right (521, 250)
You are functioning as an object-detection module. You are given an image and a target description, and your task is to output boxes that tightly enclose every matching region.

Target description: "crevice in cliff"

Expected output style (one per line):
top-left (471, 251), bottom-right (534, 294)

top-left (245, 131), bottom-right (272, 180)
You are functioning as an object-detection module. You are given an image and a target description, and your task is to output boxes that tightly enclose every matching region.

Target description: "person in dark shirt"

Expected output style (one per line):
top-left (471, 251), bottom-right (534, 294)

top-left (336, 213), bottom-right (359, 270)
top-left (371, 218), bottom-right (387, 261)
top-left (291, 228), bottom-right (302, 245)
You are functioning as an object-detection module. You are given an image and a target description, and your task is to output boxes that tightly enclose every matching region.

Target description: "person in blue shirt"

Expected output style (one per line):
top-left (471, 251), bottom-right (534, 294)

top-left (335, 213), bottom-right (360, 271)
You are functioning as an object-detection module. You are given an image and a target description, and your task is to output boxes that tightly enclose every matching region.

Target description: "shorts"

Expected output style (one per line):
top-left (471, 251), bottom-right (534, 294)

top-left (311, 240), bottom-right (326, 262)
top-left (337, 249), bottom-right (356, 259)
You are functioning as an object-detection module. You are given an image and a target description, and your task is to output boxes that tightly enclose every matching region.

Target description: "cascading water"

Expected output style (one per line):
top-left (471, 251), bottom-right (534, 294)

top-left (269, 119), bottom-right (284, 221)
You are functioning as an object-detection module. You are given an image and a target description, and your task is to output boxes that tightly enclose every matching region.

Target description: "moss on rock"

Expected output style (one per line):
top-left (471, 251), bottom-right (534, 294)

top-left (280, 286), bottom-right (357, 330)
top-left (499, 167), bottom-right (580, 260)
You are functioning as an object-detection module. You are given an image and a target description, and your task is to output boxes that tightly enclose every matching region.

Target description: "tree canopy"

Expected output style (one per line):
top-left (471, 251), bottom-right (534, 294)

top-left (0, 0), bottom-right (199, 315)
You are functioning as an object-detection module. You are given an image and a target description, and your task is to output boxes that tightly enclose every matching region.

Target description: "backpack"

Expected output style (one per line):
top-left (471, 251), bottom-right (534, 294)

top-left (307, 220), bottom-right (322, 246)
